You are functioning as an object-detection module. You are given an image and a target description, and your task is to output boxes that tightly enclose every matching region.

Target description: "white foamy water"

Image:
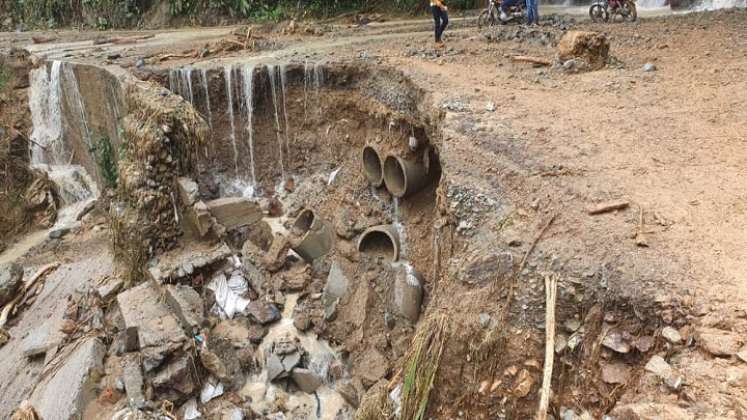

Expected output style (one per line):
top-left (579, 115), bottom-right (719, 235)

top-left (694, 0), bottom-right (746, 9)
top-left (29, 61), bottom-right (65, 165)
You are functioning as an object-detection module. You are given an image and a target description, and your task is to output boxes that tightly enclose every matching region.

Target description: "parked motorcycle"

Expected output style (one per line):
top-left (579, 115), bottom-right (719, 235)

top-left (589, 0), bottom-right (637, 22)
top-left (478, 0), bottom-right (525, 28)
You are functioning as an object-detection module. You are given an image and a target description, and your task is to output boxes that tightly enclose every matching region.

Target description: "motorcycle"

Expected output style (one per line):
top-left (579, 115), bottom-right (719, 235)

top-left (478, 0), bottom-right (525, 28)
top-left (589, 0), bottom-right (637, 22)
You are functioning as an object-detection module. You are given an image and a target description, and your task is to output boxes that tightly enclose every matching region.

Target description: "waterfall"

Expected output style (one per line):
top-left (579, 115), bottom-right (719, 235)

top-left (637, 0), bottom-right (666, 7)
top-left (267, 64), bottom-right (286, 182)
top-left (303, 60), bottom-right (312, 125)
top-left (241, 64), bottom-right (257, 193)
top-left (224, 66), bottom-right (239, 175)
top-left (314, 63), bottom-right (324, 116)
top-left (199, 69), bottom-right (213, 129)
top-left (695, 0), bottom-right (746, 9)
top-left (29, 61), bottom-right (64, 165)
top-left (28, 60), bottom-right (98, 231)
top-left (280, 64), bottom-right (291, 165)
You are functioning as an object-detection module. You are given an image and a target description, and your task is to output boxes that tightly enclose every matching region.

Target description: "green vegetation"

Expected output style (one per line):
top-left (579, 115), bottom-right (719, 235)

top-left (0, 66), bottom-right (9, 92)
top-left (89, 135), bottom-right (119, 189)
top-left (1, 0), bottom-right (482, 29)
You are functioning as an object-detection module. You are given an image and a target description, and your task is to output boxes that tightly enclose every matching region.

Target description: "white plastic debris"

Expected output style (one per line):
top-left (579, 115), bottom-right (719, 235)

top-left (182, 398), bottom-right (202, 420)
top-left (200, 381), bottom-right (224, 404)
top-left (207, 273), bottom-right (250, 319)
top-left (327, 167), bottom-right (341, 185)
top-left (389, 383), bottom-right (403, 418)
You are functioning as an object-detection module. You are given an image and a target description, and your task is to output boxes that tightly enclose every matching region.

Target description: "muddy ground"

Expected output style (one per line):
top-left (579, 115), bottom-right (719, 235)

top-left (1, 6), bottom-right (747, 420)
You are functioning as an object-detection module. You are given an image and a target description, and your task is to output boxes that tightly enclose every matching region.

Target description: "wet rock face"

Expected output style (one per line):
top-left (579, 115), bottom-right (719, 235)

top-left (0, 262), bottom-right (23, 306)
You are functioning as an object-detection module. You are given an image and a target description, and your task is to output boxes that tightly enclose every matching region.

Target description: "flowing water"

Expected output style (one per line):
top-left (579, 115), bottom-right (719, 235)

top-left (199, 69), bottom-right (213, 129)
top-left (29, 61), bottom-right (65, 165)
top-left (267, 64), bottom-right (287, 183)
top-left (224, 66), bottom-right (240, 174)
top-left (280, 64), bottom-right (292, 163)
top-left (241, 64), bottom-right (258, 192)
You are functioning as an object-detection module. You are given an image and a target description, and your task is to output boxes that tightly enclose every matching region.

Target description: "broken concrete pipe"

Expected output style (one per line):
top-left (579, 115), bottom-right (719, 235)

top-left (362, 145), bottom-right (384, 187)
top-left (357, 225), bottom-right (400, 262)
top-left (290, 209), bottom-right (334, 262)
top-left (383, 154), bottom-right (429, 198)
top-left (393, 265), bottom-right (424, 323)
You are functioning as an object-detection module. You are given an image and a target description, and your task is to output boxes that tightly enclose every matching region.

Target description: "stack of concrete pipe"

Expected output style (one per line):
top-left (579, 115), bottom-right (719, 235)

top-left (290, 209), bottom-right (334, 262)
top-left (361, 145), bottom-right (434, 198)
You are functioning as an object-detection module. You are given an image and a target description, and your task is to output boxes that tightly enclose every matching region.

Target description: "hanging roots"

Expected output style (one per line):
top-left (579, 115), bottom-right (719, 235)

top-left (401, 313), bottom-right (449, 420)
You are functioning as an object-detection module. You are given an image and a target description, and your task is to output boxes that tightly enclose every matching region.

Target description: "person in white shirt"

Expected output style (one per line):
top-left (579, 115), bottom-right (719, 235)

top-left (431, 0), bottom-right (449, 45)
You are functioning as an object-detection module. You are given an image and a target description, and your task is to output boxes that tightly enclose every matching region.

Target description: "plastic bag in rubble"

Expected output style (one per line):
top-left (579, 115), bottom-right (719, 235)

top-left (181, 398), bottom-right (201, 420)
top-left (207, 273), bottom-right (250, 319)
top-left (200, 381), bottom-right (224, 404)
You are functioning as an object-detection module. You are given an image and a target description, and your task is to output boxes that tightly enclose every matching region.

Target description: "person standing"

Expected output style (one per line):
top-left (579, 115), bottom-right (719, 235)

top-left (526, 0), bottom-right (539, 26)
top-left (431, 0), bottom-right (449, 45)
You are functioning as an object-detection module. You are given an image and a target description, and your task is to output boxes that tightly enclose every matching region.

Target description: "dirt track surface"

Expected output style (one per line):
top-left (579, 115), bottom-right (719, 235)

top-left (2, 6), bottom-right (747, 418)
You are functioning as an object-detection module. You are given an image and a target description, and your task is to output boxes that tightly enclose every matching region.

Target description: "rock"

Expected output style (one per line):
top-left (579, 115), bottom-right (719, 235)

top-left (177, 177), bottom-right (199, 207)
top-left (189, 201), bottom-right (213, 237)
top-left (247, 323), bottom-right (268, 344)
top-left (555, 334), bottom-right (568, 354)
top-left (610, 403), bottom-right (693, 420)
top-left (278, 264), bottom-right (311, 292)
top-left (21, 329), bottom-right (49, 358)
top-left (334, 208), bottom-right (358, 239)
top-left (122, 353), bottom-right (145, 408)
top-left (337, 382), bottom-right (359, 408)
top-left (485, 102), bottom-right (496, 112)
top-left (697, 327), bottom-right (742, 357)
top-left (323, 260), bottom-right (351, 320)
top-left (281, 350), bottom-right (302, 372)
top-left (557, 31), bottom-right (609, 70)
top-left (561, 57), bottom-right (590, 73)
top-left (262, 235), bottom-right (291, 272)
top-left (49, 227), bottom-right (71, 239)
top-left (661, 326), bottom-right (682, 344)
top-left (152, 355), bottom-right (195, 396)
top-left (601, 362), bottom-right (631, 384)
top-left (513, 369), bottom-right (534, 398)
top-left (135, 58), bottom-right (145, 68)
top-left (292, 368), bottom-right (323, 393)
top-left (643, 63), bottom-right (657, 72)
top-left (116, 282), bottom-right (187, 371)
top-left (737, 345), bottom-right (747, 364)
top-left (644, 355), bottom-right (673, 381)
top-left (246, 301), bottom-right (281, 325)
top-left (0, 262), bottom-right (23, 307)
top-left (634, 335), bottom-right (655, 353)
top-left (602, 331), bottom-right (631, 354)
top-left (96, 277), bottom-right (123, 300)
top-left (354, 348), bottom-right (389, 389)
top-left (393, 266), bottom-right (424, 323)
top-left (293, 310), bottom-right (311, 332)
top-left (164, 284), bottom-right (204, 333)
top-left (30, 338), bottom-right (106, 420)
top-left (725, 366), bottom-right (747, 387)
top-left (564, 319), bottom-right (581, 333)
top-left (479, 313), bottom-right (491, 329)
top-left (267, 353), bottom-right (287, 381)
top-left (212, 319), bottom-right (251, 348)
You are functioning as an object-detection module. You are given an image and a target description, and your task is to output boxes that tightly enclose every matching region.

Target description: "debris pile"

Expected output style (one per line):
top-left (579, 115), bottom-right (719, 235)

top-left (557, 30), bottom-right (610, 71)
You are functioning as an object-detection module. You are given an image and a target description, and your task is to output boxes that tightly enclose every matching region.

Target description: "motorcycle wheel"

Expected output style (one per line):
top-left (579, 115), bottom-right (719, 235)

top-left (589, 4), bottom-right (608, 22)
top-left (478, 9), bottom-right (496, 29)
top-left (623, 0), bottom-right (637, 21)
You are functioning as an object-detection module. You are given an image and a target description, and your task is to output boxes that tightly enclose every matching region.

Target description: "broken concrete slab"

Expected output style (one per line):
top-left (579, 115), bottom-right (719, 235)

top-left (292, 368), bottom-right (323, 393)
top-left (30, 338), bottom-right (106, 420)
top-left (190, 200), bottom-right (213, 237)
top-left (122, 353), bottom-right (145, 408)
top-left (206, 197), bottom-right (263, 231)
top-left (116, 282), bottom-right (187, 371)
top-left (164, 284), bottom-right (205, 333)
top-left (323, 260), bottom-right (351, 321)
top-left (147, 242), bottom-right (232, 284)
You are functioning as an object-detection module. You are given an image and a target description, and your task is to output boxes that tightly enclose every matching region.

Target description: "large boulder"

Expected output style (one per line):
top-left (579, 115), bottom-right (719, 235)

top-left (0, 262), bottom-right (23, 307)
top-left (558, 31), bottom-right (610, 70)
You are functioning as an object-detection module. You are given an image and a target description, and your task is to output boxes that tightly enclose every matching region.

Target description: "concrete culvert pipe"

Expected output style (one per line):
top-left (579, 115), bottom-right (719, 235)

top-left (383, 154), bottom-right (429, 198)
top-left (362, 145), bottom-right (384, 187)
top-left (393, 265), bottom-right (424, 323)
top-left (290, 209), bottom-right (334, 262)
top-left (357, 225), bottom-right (400, 262)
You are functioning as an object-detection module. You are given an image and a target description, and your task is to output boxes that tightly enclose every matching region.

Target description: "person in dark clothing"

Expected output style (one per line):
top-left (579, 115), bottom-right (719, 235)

top-left (431, 0), bottom-right (449, 45)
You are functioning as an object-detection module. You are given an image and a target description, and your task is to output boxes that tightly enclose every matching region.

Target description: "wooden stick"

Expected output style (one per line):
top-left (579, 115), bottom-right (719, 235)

top-left (512, 55), bottom-right (552, 66)
top-left (587, 200), bottom-right (629, 215)
top-left (537, 274), bottom-right (558, 420)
